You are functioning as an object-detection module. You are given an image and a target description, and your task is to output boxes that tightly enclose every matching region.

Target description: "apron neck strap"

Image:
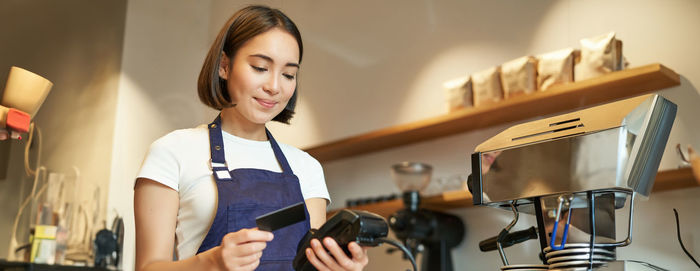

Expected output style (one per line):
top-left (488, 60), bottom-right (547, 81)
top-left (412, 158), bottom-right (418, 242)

top-left (208, 115), bottom-right (294, 175)
top-left (265, 129), bottom-right (293, 174)
top-left (208, 115), bottom-right (226, 165)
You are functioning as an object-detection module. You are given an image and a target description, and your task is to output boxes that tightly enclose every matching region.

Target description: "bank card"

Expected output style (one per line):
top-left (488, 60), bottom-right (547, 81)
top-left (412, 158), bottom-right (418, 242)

top-left (255, 201), bottom-right (306, 232)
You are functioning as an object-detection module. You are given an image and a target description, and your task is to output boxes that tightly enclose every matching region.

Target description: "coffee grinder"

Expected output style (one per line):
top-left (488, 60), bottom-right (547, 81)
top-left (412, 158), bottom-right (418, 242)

top-left (388, 162), bottom-right (465, 271)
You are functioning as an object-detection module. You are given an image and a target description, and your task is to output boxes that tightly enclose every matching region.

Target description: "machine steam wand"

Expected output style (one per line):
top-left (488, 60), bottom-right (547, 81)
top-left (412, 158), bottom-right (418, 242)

top-left (496, 202), bottom-right (519, 266)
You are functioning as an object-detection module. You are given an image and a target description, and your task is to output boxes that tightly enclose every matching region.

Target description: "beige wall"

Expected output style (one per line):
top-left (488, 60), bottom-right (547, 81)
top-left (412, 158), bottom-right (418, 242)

top-left (48, 0), bottom-right (700, 270)
top-left (0, 0), bottom-right (126, 260)
top-left (106, 0), bottom-right (214, 269)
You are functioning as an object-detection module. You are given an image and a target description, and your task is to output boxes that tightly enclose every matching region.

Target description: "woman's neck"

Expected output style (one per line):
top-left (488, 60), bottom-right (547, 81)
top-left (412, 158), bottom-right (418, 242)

top-left (219, 109), bottom-right (268, 141)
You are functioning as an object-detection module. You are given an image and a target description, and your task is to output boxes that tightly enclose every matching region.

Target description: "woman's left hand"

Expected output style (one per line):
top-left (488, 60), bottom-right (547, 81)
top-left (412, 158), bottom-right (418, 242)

top-left (305, 237), bottom-right (369, 271)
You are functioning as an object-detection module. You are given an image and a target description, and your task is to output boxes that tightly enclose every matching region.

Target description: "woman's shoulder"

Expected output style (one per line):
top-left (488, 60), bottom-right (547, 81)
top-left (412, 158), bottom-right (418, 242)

top-left (276, 141), bottom-right (321, 167)
top-left (151, 126), bottom-right (209, 150)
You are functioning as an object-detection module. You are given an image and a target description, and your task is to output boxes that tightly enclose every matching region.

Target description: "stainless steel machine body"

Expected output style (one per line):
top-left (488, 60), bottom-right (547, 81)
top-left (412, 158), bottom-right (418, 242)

top-left (470, 94), bottom-right (677, 270)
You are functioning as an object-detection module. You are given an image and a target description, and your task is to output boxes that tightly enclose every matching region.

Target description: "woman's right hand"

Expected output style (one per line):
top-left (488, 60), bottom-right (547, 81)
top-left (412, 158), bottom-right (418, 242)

top-left (208, 228), bottom-right (274, 271)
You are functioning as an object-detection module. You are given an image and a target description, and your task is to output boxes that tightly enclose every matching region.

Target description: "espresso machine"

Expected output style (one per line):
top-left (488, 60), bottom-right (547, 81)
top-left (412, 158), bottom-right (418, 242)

top-left (470, 94), bottom-right (677, 270)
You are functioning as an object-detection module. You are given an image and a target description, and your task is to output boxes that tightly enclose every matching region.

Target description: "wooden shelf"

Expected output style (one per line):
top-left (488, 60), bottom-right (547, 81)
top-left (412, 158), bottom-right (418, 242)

top-left (652, 167), bottom-right (699, 192)
top-left (306, 63), bottom-right (680, 162)
top-left (330, 168), bottom-right (699, 218)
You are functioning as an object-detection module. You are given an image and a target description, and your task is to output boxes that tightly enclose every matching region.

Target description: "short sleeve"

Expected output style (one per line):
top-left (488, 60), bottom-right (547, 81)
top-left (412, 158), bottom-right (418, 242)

top-left (136, 136), bottom-right (180, 191)
top-left (298, 152), bottom-right (331, 205)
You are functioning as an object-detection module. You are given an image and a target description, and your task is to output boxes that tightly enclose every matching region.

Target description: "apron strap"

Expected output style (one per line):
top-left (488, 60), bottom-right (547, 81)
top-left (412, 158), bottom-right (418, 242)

top-left (265, 129), bottom-right (294, 174)
top-left (208, 115), bottom-right (232, 180)
top-left (207, 115), bottom-right (295, 180)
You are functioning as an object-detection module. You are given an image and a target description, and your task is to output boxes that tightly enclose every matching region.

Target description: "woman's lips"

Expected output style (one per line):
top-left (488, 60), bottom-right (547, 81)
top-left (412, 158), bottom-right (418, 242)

top-left (255, 98), bottom-right (277, 109)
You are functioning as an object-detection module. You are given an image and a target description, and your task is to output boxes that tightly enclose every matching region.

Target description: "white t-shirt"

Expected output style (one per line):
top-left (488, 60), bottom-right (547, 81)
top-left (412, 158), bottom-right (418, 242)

top-left (136, 125), bottom-right (330, 260)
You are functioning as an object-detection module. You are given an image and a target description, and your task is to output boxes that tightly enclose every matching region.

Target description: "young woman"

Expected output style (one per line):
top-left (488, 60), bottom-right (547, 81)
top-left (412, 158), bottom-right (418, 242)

top-left (134, 5), bottom-right (369, 271)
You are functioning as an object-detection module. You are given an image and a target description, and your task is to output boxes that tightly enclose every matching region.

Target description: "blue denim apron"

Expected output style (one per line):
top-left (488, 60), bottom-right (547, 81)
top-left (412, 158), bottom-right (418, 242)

top-left (196, 116), bottom-right (311, 270)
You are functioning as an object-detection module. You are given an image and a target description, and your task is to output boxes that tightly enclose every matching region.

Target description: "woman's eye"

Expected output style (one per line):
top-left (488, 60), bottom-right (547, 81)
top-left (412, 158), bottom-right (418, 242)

top-left (251, 65), bottom-right (267, 72)
top-left (283, 73), bottom-right (296, 80)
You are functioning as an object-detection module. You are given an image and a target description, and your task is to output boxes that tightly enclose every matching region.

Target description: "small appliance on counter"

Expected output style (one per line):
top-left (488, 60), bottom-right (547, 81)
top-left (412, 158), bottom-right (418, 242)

top-left (469, 94), bottom-right (677, 270)
top-left (93, 215), bottom-right (123, 269)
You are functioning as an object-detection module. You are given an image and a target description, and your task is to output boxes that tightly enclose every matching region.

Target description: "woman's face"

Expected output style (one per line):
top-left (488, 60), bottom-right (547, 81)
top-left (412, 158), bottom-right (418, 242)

top-left (220, 28), bottom-right (299, 125)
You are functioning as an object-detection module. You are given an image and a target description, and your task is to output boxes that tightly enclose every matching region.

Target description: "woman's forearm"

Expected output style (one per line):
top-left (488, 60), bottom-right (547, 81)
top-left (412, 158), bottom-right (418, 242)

top-left (138, 246), bottom-right (221, 271)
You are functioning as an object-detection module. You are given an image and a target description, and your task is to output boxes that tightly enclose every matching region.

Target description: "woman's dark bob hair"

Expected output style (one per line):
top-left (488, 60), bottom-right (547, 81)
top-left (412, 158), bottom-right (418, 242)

top-left (198, 5), bottom-right (302, 124)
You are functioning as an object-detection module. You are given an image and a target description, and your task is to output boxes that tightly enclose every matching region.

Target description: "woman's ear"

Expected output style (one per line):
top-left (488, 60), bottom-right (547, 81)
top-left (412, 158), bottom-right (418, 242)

top-left (218, 53), bottom-right (230, 80)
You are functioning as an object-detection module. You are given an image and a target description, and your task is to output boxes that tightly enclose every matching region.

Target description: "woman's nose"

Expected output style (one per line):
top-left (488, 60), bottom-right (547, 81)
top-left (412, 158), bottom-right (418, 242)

top-left (263, 75), bottom-right (280, 95)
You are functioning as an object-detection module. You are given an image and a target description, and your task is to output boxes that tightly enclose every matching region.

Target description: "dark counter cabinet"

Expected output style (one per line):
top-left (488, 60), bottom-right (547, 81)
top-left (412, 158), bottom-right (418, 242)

top-left (0, 260), bottom-right (115, 271)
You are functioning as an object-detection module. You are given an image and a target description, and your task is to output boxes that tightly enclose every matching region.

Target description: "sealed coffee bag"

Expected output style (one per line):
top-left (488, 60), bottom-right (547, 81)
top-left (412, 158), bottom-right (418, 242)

top-left (537, 48), bottom-right (576, 91)
top-left (501, 56), bottom-right (538, 99)
top-left (443, 76), bottom-right (473, 112)
top-left (575, 32), bottom-right (627, 81)
top-left (472, 66), bottom-right (503, 106)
